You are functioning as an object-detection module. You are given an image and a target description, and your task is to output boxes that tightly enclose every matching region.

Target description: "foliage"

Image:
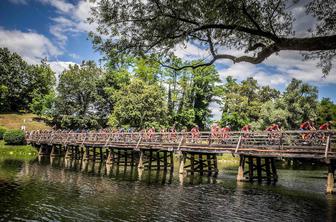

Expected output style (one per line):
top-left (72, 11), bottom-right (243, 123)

top-left (255, 99), bottom-right (290, 130)
top-left (29, 91), bottom-right (56, 117)
top-left (53, 61), bottom-right (107, 128)
top-left (109, 79), bottom-right (167, 128)
top-left (89, 0), bottom-right (336, 74)
top-left (0, 126), bottom-right (7, 140)
top-left (316, 98), bottom-right (336, 127)
top-left (283, 79), bottom-right (318, 129)
top-left (57, 115), bottom-right (100, 130)
top-left (0, 48), bottom-right (55, 113)
top-left (3, 129), bottom-right (26, 145)
top-left (220, 76), bottom-right (282, 130)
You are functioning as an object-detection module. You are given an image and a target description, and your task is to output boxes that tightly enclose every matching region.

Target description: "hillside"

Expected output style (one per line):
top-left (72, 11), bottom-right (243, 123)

top-left (0, 113), bottom-right (50, 131)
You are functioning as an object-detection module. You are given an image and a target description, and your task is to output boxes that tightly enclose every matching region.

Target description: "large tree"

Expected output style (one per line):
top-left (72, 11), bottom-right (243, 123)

top-left (0, 48), bottom-right (55, 112)
top-left (109, 79), bottom-right (167, 128)
top-left (89, 0), bottom-right (336, 74)
top-left (283, 78), bottom-right (318, 128)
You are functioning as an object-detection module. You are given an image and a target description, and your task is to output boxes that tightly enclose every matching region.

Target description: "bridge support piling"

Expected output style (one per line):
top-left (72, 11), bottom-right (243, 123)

top-left (182, 152), bottom-right (218, 176)
top-left (326, 163), bottom-right (335, 194)
top-left (138, 151), bottom-right (144, 169)
top-left (242, 156), bottom-right (278, 183)
top-left (179, 152), bottom-right (186, 174)
top-left (237, 155), bottom-right (246, 181)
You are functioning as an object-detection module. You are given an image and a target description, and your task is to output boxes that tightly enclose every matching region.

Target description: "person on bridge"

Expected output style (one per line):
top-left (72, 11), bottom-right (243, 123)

top-left (221, 125), bottom-right (231, 139)
top-left (169, 125), bottom-right (177, 142)
top-left (241, 124), bottom-right (251, 132)
top-left (241, 124), bottom-right (252, 138)
top-left (266, 123), bottom-right (280, 132)
top-left (211, 123), bottom-right (220, 143)
top-left (191, 125), bottom-right (200, 143)
top-left (300, 120), bottom-right (316, 140)
top-left (300, 120), bottom-right (315, 131)
top-left (319, 121), bottom-right (332, 131)
top-left (147, 127), bottom-right (155, 141)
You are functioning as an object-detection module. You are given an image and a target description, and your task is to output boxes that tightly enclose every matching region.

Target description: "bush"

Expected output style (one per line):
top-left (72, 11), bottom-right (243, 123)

top-left (3, 129), bottom-right (26, 145)
top-left (0, 126), bottom-right (7, 140)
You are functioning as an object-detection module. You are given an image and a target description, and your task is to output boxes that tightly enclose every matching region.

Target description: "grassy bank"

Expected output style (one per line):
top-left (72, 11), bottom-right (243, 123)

top-left (0, 113), bottom-right (50, 131)
top-left (0, 140), bottom-right (38, 160)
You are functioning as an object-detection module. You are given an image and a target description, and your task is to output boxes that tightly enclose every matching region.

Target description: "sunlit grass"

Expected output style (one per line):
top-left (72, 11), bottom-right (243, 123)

top-left (0, 140), bottom-right (38, 160)
top-left (0, 113), bottom-right (50, 131)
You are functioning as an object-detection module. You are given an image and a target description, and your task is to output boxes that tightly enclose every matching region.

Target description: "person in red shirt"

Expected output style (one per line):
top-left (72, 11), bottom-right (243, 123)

top-left (300, 120), bottom-right (316, 140)
top-left (241, 124), bottom-right (251, 132)
top-left (300, 120), bottom-right (313, 130)
top-left (241, 124), bottom-right (252, 138)
top-left (191, 125), bottom-right (200, 143)
top-left (221, 125), bottom-right (231, 139)
top-left (266, 123), bottom-right (280, 132)
top-left (210, 123), bottom-right (220, 143)
top-left (319, 121), bottom-right (332, 130)
top-left (147, 127), bottom-right (155, 141)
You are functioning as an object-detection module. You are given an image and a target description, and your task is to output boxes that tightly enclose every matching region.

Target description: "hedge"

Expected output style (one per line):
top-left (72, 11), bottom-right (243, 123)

top-left (3, 129), bottom-right (26, 145)
top-left (0, 126), bottom-right (7, 140)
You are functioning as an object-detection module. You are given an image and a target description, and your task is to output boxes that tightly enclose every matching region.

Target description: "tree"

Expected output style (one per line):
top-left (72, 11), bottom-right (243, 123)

top-left (53, 61), bottom-right (103, 128)
top-left (190, 65), bottom-right (221, 129)
top-left (0, 48), bottom-right (55, 112)
top-left (255, 99), bottom-right (290, 130)
top-left (316, 98), bottom-right (336, 127)
top-left (89, 0), bottom-right (336, 74)
top-left (109, 79), bottom-right (167, 128)
top-left (283, 78), bottom-right (318, 128)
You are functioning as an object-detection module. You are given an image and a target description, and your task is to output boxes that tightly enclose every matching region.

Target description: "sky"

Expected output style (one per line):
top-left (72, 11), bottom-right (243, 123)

top-left (0, 0), bottom-right (335, 120)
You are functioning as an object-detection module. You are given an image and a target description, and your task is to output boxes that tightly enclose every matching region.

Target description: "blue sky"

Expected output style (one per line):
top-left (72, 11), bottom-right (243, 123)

top-left (0, 0), bottom-right (335, 119)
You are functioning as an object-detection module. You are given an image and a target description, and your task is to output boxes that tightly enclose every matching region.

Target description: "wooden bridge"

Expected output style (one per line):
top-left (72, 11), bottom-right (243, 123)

top-left (26, 130), bottom-right (336, 193)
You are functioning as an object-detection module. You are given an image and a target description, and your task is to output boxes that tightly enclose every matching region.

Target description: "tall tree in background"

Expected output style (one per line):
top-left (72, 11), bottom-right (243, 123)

top-left (54, 61), bottom-right (102, 129)
top-left (90, 0), bottom-right (336, 74)
top-left (109, 79), bottom-right (167, 128)
top-left (0, 48), bottom-right (55, 113)
top-left (190, 65), bottom-right (220, 129)
top-left (283, 78), bottom-right (318, 129)
top-left (316, 98), bottom-right (336, 126)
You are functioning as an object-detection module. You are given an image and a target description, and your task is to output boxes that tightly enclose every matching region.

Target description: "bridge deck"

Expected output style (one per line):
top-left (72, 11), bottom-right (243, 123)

top-left (26, 130), bottom-right (336, 160)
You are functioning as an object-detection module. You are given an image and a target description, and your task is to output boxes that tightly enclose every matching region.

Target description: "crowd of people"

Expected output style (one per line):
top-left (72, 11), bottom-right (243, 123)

top-left (35, 120), bottom-right (333, 142)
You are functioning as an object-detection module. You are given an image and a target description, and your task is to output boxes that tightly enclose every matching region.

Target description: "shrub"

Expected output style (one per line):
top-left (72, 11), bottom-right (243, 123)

top-left (0, 126), bottom-right (7, 140)
top-left (3, 129), bottom-right (26, 145)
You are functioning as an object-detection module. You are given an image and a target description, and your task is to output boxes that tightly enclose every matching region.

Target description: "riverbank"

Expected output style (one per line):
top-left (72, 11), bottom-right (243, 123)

top-left (0, 113), bottom-right (50, 131)
top-left (0, 140), bottom-right (37, 160)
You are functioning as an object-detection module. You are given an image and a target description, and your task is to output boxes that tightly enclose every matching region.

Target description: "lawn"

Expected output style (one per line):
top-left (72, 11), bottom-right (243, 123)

top-left (0, 140), bottom-right (38, 160)
top-left (0, 113), bottom-right (50, 131)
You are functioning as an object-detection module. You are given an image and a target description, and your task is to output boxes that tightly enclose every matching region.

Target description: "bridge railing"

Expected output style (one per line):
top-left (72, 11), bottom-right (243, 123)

top-left (26, 130), bottom-right (336, 153)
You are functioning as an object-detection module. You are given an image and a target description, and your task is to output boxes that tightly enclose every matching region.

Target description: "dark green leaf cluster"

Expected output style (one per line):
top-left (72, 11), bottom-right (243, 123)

top-left (3, 129), bottom-right (26, 145)
top-left (0, 48), bottom-right (56, 113)
top-left (0, 126), bottom-right (7, 140)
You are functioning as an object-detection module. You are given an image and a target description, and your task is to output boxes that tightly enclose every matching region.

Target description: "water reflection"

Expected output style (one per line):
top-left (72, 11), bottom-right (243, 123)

top-left (0, 156), bottom-right (336, 221)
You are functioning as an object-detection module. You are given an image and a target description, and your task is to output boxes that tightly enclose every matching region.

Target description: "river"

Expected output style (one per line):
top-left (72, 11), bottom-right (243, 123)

top-left (0, 155), bottom-right (335, 222)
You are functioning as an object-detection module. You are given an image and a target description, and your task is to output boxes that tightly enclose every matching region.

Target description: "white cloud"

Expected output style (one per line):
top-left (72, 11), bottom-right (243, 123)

top-left (46, 0), bottom-right (97, 46)
top-left (174, 42), bottom-right (211, 61)
top-left (48, 61), bottom-right (77, 84)
top-left (0, 28), bottom-right (62, 64)
top-left (38, 0), bottom-right (74, 13)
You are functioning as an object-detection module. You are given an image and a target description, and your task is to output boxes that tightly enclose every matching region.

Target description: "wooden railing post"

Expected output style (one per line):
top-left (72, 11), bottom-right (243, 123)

top-left (324, 135), bottom-right (331, 160)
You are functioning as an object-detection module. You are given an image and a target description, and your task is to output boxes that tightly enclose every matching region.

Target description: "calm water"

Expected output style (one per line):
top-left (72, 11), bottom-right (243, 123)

top-left (0, 156), bottom-right (335, 222)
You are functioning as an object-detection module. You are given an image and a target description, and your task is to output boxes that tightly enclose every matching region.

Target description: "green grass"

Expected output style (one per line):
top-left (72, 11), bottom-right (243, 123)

top-left (0, 140), bottom-right (38, 160)
top-left (0, 113), bottom-right (50, 131)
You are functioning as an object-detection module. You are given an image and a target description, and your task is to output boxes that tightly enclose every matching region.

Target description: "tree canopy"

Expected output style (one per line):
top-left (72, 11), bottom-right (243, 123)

top-left (0, 48), bottom-right (55, 113)
top-left (89, 0), bottom-right (336, 74)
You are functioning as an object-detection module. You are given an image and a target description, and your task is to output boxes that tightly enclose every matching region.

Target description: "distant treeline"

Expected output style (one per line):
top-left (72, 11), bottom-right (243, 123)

top-left (0, 47), bottom-right (335, 130)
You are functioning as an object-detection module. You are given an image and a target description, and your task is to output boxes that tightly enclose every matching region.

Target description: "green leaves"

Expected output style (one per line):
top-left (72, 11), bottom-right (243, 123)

top-left (0, 48), bottom-right (55, 113)
top-left (109, 79), bottom-right (167, 128)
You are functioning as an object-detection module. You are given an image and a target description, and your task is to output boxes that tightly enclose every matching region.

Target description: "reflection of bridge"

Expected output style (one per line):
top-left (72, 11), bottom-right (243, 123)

top-left (27, 130), bottom-right (336, 193)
